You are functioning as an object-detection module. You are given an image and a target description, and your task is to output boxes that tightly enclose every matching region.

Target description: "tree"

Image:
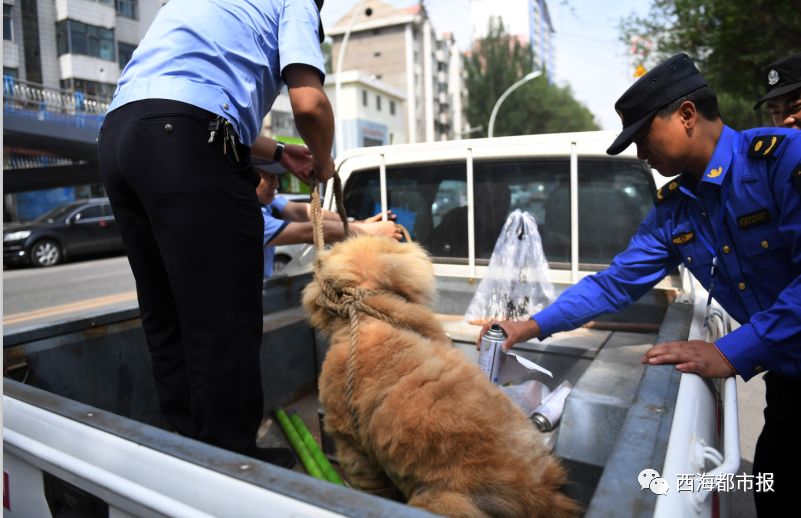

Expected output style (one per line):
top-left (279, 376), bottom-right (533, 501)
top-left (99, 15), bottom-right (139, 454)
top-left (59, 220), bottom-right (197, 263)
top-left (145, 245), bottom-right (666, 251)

top-left (620, 0), bottom-right (801, 129)
top-left (464, 19), bottom-right (599, 137)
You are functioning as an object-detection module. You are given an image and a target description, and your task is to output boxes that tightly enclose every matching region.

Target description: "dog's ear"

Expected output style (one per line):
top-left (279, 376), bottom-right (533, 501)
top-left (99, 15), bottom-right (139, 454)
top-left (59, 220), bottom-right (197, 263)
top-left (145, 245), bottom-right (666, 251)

top-left (372, 240), bottom-right (435, 305)
top-left (313, 236), bottom-right (435, 305)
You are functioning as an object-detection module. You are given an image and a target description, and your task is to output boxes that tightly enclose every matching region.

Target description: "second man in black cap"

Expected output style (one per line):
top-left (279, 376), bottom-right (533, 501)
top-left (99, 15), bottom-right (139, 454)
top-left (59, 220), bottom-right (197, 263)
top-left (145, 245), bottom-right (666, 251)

top-left (754, 51), bottom-right (801, 130)
top-left (481, 52), bottom-right (801, 517)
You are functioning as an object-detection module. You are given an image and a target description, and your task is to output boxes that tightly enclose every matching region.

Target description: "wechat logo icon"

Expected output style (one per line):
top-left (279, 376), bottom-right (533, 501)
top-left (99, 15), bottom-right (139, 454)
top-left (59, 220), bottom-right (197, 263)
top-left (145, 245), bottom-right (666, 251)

top-left (638, 468), bottom-right (670, 495)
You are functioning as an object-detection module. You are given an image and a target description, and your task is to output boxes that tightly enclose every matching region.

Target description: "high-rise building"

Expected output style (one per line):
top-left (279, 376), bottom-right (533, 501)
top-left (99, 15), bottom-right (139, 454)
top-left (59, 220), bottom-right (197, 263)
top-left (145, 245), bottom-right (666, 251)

top-left (469, 0), bottom-right (555, 81)
top-left (4, 0), bottom-right (165, 96)
top-left (3, 0), bottom-right (165, 221)
top-left (328, 0), bottom-right (463, 145)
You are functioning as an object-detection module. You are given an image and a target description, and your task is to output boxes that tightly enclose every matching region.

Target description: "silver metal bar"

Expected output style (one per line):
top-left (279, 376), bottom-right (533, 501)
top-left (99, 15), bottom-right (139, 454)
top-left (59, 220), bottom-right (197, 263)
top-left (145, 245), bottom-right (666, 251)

top-left (570, 141), bottom-right (579, 282)
top-left (466, 147), bottom-right (476, 277)
top-left (379, 154), bottom-right (388, 221)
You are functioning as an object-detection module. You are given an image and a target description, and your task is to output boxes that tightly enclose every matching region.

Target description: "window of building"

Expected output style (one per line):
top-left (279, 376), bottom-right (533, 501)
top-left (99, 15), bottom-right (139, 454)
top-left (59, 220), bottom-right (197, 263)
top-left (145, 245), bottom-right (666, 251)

top-left (4, 67), bottom-right (18, 79)
top-left (115, 0), bottom-right (138, 19)
top-left (118, 42), bottom-right (136, 69)
top-left (389, 100), bottom-right (395, 115)
top-left (4, 4), bottom-right (12, 41)
top-left (376, 94), bottom-right (381, 111)
top-left (60, 78), bottom-right (117, 98)
top-left (362, 90), bottom-right (368, 107)
top-left (56, 20), bottom-right (115, 62)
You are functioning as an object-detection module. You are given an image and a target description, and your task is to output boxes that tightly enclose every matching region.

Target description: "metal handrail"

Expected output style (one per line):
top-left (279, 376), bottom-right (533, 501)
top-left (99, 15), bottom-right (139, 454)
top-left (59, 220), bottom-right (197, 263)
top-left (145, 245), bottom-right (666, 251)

top-left (3, 76), bottom-right (111, 116)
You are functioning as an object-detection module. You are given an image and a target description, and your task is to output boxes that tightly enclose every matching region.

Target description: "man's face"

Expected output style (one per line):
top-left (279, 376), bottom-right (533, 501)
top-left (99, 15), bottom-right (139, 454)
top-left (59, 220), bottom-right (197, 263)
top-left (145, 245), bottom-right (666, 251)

top-left (634, 111), bottom-right (691, 177)
top-left (256, 172), bottom-right (279, 205)
top-left (766, 89), bottom-right (801, 129)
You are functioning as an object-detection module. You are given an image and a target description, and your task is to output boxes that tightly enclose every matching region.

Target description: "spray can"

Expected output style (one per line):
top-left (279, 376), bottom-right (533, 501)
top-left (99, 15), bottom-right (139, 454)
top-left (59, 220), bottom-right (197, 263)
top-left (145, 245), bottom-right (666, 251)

top-left (532, 381), bottom-right (572, 432)
top-left (479, 324), bottom-right (507, 384)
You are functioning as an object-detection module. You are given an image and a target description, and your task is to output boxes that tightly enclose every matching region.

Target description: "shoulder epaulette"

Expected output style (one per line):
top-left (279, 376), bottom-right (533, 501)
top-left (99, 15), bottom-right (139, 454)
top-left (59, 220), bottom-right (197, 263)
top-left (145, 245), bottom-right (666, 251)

top-left (748, 135), bottom-right (785, 158)
top-left (655, 179), bottom-right (680, 205)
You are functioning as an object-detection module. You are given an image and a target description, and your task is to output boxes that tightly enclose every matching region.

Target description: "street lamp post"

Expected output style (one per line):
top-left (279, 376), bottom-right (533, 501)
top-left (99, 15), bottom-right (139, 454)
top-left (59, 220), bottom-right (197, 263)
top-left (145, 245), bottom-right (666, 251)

top-left (487, 70), bottom-right (542, 138)
top-left (334, 1), bottom-right (371, 156)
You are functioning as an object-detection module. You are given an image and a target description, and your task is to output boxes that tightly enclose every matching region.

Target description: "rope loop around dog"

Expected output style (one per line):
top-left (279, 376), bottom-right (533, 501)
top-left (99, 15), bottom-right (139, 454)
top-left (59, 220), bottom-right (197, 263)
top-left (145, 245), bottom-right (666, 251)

top-left (309, 175), bottom-right (410, 440)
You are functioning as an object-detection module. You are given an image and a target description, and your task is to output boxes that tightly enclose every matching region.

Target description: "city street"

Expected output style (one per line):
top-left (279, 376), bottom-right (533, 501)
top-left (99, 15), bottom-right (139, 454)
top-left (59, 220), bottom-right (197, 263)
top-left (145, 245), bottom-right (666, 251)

top-left (3, 255), bottom-right (136, 330)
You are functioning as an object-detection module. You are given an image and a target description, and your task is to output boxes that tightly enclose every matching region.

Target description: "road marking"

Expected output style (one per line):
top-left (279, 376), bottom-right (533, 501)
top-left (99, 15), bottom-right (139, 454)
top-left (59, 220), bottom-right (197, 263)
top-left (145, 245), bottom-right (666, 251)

top-left (3, 290), bottom-right (138, 325)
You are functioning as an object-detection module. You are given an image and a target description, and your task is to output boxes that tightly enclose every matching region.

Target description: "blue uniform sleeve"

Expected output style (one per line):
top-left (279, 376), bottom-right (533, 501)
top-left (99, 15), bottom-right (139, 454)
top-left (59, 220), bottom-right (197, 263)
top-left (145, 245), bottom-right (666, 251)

top-left (262, 204), bottom-right (289, 246)
top-left (534, 208), bottom-right (681, 337)
top-left (716, 138), bottom-right (801, 380)
top-left (279, 0), bottom-right (326, 81)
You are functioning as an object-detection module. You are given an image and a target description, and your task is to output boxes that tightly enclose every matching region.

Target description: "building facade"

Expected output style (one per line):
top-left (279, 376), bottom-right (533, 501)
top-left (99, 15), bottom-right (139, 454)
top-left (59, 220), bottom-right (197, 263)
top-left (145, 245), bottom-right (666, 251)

top-left (323, 71), bottom-right (405, 152)
top-left (469, 0), bottom-right (555, 81)
top-left (3, 0), bottom-right (164, 96)
top-left (328, 0), bottom-right (463, 146)
top-left (3, 0), bottom-right (165, 221)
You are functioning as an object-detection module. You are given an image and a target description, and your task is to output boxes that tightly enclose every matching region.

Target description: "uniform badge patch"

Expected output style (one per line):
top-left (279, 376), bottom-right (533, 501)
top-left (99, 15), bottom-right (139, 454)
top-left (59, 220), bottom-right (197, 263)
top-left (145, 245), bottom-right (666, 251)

top-left (748, 135), bottom-right (785, 158)
top-left (656, 180), bottom-right (680, 204)
top-left (707, 166), bottom-right (723, 178)
top-left (737, 209), bottom-right (771, 229)
top-left (768, 69), bottom-right (779, 86)
top-left (672, 231), bottom-right (695, 245)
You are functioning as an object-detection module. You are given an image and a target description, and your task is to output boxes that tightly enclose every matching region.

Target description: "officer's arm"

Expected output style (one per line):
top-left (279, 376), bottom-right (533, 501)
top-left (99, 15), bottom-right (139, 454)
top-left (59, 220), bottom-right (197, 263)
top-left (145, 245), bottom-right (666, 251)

top-left (533, 208), bottom-right (682, 338)
top-left (715, 142), bottom-right (801, 380)
top-left (285, 65), bottom-right (335, 182)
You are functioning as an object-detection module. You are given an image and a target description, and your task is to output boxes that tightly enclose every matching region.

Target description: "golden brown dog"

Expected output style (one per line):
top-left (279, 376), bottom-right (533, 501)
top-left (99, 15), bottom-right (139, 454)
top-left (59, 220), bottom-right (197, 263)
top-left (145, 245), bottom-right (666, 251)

top-left (303, 236), bottom-right (577, 518)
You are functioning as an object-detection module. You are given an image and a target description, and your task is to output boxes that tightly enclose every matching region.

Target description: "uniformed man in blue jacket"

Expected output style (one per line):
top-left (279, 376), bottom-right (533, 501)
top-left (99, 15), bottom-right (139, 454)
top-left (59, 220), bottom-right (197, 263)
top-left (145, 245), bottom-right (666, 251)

top-left (481, 53), bottom-right (801, 515)
top-left (754, 52), bottom-right (801, 130)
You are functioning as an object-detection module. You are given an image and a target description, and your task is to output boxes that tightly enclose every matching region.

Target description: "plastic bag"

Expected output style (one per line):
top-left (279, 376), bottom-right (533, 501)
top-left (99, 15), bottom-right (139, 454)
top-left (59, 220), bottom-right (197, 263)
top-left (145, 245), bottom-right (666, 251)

top-left (465, 209), bottom-right (554, 324)
top-left (499, 380), bottom-right (550, 417)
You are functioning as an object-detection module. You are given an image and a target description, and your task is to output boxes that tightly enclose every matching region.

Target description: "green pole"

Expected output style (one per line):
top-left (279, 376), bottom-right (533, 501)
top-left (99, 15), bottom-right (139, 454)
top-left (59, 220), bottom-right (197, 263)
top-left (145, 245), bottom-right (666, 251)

top-left (274, 408), bottom-right (325, 480)
top-left (289, 413), bottom-right (344, 485)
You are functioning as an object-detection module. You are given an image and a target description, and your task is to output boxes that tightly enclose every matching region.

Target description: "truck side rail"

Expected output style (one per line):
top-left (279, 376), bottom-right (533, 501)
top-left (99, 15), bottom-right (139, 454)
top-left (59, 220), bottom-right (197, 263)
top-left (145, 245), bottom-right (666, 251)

top-left (3, 380), bottom-right (434, 518)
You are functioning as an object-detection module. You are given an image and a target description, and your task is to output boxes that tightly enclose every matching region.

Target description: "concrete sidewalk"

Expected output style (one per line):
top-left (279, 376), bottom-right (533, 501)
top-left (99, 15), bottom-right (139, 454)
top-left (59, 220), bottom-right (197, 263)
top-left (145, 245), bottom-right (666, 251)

top-left (731, 373), bottom-right (766, 518)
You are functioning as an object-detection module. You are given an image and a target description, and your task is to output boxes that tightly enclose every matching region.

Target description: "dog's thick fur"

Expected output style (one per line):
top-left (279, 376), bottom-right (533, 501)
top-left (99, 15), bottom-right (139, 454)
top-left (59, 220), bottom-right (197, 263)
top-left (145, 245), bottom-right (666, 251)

top-left (303, 236), bottom-right (577, 518)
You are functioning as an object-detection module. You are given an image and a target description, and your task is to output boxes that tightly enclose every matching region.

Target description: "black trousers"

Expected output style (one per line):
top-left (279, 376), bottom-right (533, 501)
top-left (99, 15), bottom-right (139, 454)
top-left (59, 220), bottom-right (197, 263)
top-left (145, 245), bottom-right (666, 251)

top-left (98, 99), bottom-right (264, 454)
top-left (753, 373), bottom-right (801, 516)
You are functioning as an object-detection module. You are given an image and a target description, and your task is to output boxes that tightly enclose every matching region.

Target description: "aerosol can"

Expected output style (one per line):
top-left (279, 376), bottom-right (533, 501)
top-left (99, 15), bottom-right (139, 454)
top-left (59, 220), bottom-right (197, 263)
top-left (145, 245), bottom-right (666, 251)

top-left (532, 381), bottom-right (572, 432)
top-left (479, 324), bottom-right (507, 384)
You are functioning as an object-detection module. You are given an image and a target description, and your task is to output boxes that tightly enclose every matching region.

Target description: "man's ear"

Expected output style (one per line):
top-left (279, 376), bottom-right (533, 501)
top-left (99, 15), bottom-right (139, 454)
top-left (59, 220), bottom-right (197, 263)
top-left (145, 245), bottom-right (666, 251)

top-left (679, 100), bottom-right (697, 129)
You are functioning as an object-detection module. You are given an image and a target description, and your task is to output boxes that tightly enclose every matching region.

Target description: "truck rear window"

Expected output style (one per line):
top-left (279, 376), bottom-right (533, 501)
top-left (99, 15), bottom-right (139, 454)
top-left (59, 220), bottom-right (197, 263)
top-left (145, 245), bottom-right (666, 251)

top-left (343, 158), bottom-right (654, 268)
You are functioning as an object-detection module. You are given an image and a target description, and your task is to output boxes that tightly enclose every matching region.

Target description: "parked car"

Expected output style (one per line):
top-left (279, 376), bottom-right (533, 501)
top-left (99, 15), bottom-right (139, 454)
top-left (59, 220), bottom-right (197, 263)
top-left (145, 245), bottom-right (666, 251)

top-left (271, 193), bottom-right (312, 274)
top-left (3, 198), bottom-right (124, 267)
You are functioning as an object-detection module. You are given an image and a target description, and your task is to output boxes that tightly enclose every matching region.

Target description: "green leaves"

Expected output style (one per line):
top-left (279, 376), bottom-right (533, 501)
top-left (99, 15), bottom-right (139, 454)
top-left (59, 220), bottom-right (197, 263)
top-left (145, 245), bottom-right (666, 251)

top-left (464, 18), bottom-right (599, 138)
top-left (620, 0), bottom-right (801, 129)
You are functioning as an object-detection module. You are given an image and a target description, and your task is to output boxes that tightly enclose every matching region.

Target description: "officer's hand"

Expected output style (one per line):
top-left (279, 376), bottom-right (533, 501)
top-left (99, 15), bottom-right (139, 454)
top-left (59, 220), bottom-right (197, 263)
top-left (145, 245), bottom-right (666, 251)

top-left (642, 340), bottom-right (735, 378)
top-left (352, 221), bottom-right (403, 241)
top-left (362, 210), bottom-right (397, 223)
top-left (280, 144), bottom-right (314, 181)
top-left (475, 319), bottom-right (540, 351)
top-left (312, 155), bottom-right (336, 183)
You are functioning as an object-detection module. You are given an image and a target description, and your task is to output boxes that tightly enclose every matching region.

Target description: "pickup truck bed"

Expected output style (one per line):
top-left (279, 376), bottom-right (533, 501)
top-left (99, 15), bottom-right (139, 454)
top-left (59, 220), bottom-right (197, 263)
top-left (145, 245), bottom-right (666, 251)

top-left (3, 272), bottom-right (691, 517)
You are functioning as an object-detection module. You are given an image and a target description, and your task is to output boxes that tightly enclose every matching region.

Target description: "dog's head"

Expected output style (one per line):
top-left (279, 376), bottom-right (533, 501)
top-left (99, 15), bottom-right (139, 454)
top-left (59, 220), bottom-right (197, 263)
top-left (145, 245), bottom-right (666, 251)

top-left (302, 236), bottom-right (435, 329)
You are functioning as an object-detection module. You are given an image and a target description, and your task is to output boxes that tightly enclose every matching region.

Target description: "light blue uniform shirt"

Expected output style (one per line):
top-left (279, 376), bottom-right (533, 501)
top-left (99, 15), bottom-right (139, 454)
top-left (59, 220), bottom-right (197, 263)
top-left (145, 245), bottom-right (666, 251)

top-left (534, 126), bottom-right (801, 380)
top-left (262, 195), bottom-right (289, 278)
top-left (108, 0), bottom-right (325, 146)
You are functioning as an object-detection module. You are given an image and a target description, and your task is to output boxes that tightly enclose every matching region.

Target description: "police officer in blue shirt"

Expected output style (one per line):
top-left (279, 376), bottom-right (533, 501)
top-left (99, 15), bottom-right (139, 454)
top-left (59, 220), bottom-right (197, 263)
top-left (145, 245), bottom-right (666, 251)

top-left (481, 53), bottom-right (801, 515)
top-left (98, 0), bottom-right (334, 468)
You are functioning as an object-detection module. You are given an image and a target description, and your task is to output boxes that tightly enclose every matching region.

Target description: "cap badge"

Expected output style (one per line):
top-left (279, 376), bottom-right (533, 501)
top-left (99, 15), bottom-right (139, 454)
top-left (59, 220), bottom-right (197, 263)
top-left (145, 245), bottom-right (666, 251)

top-left (707, 166), bottom-right (723, 178)
top-left (768, 69), bottom-right (779, 86)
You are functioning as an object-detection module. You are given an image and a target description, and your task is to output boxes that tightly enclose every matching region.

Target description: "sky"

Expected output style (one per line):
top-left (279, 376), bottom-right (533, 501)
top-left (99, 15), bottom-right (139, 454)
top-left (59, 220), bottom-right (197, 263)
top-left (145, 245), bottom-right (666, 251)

top-left (321, 0), bottom-right (652, 131)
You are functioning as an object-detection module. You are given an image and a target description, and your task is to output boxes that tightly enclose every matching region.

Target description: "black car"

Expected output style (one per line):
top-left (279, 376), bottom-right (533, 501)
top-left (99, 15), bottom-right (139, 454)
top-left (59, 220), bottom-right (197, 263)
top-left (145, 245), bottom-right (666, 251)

top-left (3, 198), bottom-right (125, 267)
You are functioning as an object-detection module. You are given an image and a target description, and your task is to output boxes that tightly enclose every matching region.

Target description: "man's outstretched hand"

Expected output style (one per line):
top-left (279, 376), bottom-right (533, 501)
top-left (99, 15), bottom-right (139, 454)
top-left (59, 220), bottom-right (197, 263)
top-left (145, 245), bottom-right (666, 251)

top-left (642, 340), bottom-right (735, 378)
top-left (475, 319), bottom-right (541, 351)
